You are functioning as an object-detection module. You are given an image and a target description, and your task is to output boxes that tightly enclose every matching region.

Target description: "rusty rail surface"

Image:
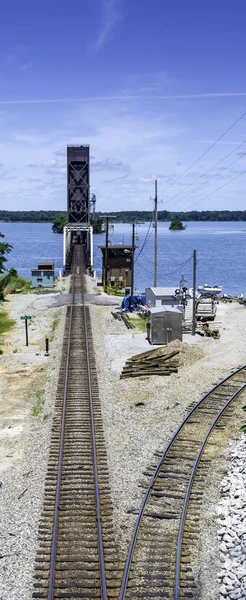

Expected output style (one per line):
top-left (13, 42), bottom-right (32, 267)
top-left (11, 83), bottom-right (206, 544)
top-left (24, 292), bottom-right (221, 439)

top-left (33, 245), bottom-right (119, 600)
top-left (119, 366), bottom-right (246, 600)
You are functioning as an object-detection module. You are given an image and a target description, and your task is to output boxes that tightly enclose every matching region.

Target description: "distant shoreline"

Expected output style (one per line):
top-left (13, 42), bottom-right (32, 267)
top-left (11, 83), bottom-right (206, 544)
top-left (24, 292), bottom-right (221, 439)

top-left (1, 209), bottom-right (246, 223)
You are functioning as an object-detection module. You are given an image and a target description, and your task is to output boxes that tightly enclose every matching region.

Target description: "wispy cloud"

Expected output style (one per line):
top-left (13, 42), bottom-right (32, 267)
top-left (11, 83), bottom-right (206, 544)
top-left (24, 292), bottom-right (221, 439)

top-left (90, 0), bottom-right (122, 52)
top-left (1, 91), bottom-right (246, 105)
top-left (27, 159), bottom-right (60, 168)
top-left (91, 158), bottom-right (131, 172)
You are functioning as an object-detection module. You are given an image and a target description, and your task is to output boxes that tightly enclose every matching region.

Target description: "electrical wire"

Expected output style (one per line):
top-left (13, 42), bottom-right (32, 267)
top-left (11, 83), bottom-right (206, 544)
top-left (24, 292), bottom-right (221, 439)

top-left (110, 248), bottom-right (132, 265)
top-left (183, 169), bottom-right (246, 212)
top-left (158, 108), bottom-right (246, 196)
top-left (162, 140), bottom-right (246, 209)
top-left (134, 218), bottom-right (154, 263)
top-left (137, 253), bottom-right (193, 278)
top-left (165, 147), bottom-right (246, 212)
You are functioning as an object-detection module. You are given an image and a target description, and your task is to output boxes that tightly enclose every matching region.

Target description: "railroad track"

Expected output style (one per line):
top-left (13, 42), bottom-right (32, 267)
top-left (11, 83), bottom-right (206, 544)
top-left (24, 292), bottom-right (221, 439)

top-left (119, 367), bottom-right (246, 600)
top-left (33, 245), bottom-right (119, 600)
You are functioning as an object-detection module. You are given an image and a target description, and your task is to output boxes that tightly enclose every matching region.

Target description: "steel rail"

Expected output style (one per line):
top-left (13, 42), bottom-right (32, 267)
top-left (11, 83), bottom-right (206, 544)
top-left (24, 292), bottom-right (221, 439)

top-left (80, 248), bottom-right (108, 600)
top-left (48, 253), bottom-right (76, 600)
top-left (119, 363), bottom-right (246, 599)
top-left (174, 382), bottom-right (246, 599)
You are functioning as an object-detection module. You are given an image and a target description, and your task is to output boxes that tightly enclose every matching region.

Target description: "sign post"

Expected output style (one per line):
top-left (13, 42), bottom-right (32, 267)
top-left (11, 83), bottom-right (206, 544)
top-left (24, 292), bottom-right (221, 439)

top-left (20, 316), bottom-right (32, 346)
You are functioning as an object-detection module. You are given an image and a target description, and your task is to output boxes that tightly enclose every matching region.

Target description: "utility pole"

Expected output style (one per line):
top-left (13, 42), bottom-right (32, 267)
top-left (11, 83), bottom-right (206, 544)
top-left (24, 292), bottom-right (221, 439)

top-left (104, 216), bottom-right (109, 291)
top-left (104, 215), bottom-right (116, 292)
top-left (154, 179), bottom-right (158, 287)
top-left (130, 222), bottom-right (135, 312)
top-left (192, 249), bottom-right (197, 336)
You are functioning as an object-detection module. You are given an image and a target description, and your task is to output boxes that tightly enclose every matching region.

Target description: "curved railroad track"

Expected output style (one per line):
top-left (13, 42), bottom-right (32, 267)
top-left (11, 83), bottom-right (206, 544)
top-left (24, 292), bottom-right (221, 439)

top-left (33, 245), bottom-right (119, 600)
top-left (119, 366), bottom-right (246, 600)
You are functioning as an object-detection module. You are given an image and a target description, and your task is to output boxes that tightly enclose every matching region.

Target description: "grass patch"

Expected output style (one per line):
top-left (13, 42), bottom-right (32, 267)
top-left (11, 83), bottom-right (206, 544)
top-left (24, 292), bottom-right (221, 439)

top-left (4, 275), bottom-right (32, 295)
top-left (0, 311), bottom-right (15, 335)
top-left (31, 389), bottom-right (45, 416)
top-left (0, 311), bottom-right (15, 352)
top-left (129, 317), bottom-right (148, 333)
top-left (50, 314), bottom-right (59, 340)
top-left (13, 348), bottom-right (18, 353)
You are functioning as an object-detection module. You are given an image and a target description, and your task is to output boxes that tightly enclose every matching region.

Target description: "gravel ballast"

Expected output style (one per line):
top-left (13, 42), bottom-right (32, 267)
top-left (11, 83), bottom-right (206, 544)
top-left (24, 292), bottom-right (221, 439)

top-left (89, 296), bottom-right (246, 589)
top-left (1, 275), bottom-right (246, 598)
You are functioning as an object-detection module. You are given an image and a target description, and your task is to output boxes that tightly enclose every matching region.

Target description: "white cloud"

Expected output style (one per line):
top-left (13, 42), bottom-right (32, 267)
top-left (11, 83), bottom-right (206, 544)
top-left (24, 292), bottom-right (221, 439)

top-left (89, 0), bottom-right (123, 52)
top-left (0, 91), bottom-right (246, 212)
top-left (91, 158), bottom-right (131, 172)
top-left (27, 159), bottom-right (60, 168)
top-left (1, 92), bottom-right (246, 105)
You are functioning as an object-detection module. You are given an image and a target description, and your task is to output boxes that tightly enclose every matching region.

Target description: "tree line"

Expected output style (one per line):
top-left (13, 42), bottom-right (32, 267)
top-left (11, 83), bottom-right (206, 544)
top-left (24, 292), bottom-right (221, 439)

top-left (0, 210), bottom-right (63, 222)
top-left (97, 209), bottom-right (246, 222)
top-left (1, 209), bottom-right (246, 223)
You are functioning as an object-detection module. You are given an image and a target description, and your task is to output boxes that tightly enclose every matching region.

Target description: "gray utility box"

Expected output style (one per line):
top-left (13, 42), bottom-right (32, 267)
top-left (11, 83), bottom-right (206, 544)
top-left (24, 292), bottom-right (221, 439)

top-left (147, 306), bottom-right (183, 345)
top-left (146, 287), bottom-right (180, 308)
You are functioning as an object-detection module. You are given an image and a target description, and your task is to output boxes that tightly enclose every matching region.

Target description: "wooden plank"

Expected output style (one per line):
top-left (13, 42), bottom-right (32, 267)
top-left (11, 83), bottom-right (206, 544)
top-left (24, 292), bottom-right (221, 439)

top-left (128, 348), bottom-right (180, 363)
top-left (125, 358), bottom-right (180, 370)
top-left (143, 349), bottom-right (180, 362)
top-left (120, 370), bottom-right (171, 378)
top-left (129, 347), bottom-right (164, 361)
top-left (122, 365), bottom-right (171, 373)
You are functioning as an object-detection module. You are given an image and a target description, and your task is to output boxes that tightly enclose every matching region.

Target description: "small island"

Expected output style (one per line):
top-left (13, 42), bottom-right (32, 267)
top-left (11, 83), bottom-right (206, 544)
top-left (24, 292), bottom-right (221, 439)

top-left (169, 218), bottom-right (186, 231)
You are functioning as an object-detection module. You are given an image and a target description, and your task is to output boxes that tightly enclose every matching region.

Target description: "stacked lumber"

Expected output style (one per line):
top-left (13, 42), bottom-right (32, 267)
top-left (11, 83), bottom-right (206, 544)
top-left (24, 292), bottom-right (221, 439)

top-left (120, 347), bottom-right (180, 379)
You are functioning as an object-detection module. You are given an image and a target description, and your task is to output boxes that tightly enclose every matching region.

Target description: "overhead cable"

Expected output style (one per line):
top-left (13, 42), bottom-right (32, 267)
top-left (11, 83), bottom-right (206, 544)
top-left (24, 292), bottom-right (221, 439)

top-left (166, 147), bottom-right (246, 211)
top-left (184, 169), bottom-right (246, 212)
top-left (134, 218), bottom-right (153, 263)
top-left (137, 254), bottom-right (193, 278)
top-left (162, 140), bottom-right (246, 209)
top-left (158, 108), bottom-right (246, 196)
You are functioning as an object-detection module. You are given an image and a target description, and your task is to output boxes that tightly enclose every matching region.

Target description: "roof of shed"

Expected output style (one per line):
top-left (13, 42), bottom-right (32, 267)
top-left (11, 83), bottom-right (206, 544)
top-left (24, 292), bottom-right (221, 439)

top-left (146, 287), bottom-right (178, 296)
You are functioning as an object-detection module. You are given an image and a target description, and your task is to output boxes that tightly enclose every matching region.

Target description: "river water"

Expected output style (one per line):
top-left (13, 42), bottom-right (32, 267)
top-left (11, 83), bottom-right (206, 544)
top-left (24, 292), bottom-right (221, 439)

top-left (0, 221), bottom-right (245, 296)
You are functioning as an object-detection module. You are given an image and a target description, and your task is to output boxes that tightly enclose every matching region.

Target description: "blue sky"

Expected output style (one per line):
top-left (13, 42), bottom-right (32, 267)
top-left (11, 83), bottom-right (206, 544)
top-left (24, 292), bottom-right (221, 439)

top-left (1, 0), bottom-right (246, 213)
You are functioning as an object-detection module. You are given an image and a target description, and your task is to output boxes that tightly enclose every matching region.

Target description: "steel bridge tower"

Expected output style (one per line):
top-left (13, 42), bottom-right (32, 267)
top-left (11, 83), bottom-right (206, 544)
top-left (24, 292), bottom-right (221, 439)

top-left (63, 145), bottom-right (93, 273)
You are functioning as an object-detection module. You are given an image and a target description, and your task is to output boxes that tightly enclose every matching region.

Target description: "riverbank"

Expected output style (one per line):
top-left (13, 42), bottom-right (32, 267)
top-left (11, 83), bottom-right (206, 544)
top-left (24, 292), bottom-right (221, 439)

top-left (0, 278), bottom-right (245, 598)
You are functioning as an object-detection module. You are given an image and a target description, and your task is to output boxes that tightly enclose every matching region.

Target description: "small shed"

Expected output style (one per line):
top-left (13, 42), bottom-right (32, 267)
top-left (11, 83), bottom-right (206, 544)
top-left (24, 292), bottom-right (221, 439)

top-left (97, 244), bottom-right (136, 289)
top-left (146, 287), bottom-right (181, 308)
top-left (147, 306), bottom-right (182, 345)
top-left (31, 262), bottom-right (55, 288)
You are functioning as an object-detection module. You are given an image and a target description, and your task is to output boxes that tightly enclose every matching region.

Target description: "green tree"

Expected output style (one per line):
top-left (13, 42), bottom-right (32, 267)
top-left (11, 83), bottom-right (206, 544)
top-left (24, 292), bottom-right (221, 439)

top-left (0, 233), bottom-right (12, 273)
top-left (52, 214), bottom-right (67, 233)
top-left (92, 215), bottom-right (103, 233)
top-left (169, 218), bottom-right (186, 231)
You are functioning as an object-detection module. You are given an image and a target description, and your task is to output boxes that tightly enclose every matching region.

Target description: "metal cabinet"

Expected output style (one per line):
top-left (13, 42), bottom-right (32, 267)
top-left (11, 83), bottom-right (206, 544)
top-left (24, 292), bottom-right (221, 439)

top-left (148, 306), bottom-right (182, 345)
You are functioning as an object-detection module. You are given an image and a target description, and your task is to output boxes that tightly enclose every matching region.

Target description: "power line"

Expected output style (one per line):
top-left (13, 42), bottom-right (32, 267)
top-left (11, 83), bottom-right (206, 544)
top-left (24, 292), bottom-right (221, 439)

top-left (162, 140), bottom-right (246, 209)
top-left (158, 108), bottom-right (246, 196)
top-left (165, 146), bottom-right (246, 212)
top-left (137, 254), bottom-right (193, 278)
top-left (183, 169), bottom-right (246, 212)
top-left (134, 219), bottom-right (153, 263)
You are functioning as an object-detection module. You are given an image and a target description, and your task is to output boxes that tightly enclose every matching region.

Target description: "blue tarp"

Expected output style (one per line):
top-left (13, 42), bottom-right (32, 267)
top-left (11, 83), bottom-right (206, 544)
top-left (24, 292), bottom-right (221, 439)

top-left (121, 294), bottom-right (146, 311)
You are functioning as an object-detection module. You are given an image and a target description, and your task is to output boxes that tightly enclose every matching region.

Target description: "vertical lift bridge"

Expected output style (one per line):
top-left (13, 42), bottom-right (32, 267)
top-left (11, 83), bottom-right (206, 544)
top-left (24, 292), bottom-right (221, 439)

top-left (63, 145), bottom-right (93, 273)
